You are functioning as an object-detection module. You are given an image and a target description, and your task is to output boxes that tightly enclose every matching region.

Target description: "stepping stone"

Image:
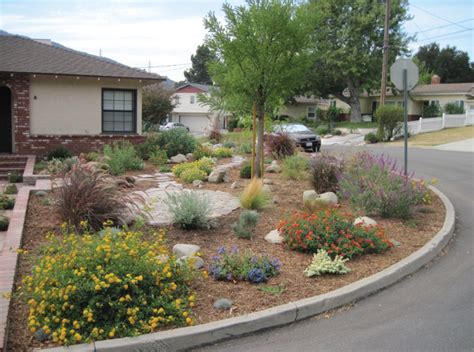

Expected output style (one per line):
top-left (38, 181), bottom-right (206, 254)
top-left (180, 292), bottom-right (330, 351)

top-left (265, 229), bottom-right (284, 244)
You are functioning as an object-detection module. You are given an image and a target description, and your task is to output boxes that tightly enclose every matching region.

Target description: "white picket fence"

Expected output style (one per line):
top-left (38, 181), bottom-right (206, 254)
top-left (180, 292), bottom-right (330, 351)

top-left (407, 111), bottom-right (474, 135)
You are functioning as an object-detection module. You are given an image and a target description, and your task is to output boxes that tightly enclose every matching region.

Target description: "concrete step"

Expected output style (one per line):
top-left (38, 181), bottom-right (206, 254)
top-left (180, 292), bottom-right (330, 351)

top-left (0, 167), bottom-right (24, 173)
top-left (0, 155), bottom-right (28, 162)
top-left (0, 161), bottom-right (26, 168)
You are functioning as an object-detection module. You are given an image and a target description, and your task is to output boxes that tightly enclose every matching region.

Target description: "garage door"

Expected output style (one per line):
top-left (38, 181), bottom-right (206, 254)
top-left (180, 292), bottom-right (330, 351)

top-left (178, 114), bottom-right (210, 132)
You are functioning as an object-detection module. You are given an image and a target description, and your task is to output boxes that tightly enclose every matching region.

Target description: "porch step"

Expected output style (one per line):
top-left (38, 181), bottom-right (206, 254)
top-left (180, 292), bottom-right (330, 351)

top-left (0, 161), bottom-right (26, 168)
top-left (0, 167), bottom-right (24, 174)
top-left (0, 155), bottom-right (28, 162)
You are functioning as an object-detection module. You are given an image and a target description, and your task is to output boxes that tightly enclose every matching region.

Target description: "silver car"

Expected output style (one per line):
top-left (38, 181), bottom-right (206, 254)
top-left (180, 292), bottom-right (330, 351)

top-left (159, 122), bottom-right (190, 132)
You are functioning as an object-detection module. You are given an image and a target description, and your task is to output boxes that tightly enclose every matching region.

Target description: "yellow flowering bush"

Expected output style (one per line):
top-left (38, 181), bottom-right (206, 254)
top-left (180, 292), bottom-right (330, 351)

top-left (21, 226), bottom-right (197, 345)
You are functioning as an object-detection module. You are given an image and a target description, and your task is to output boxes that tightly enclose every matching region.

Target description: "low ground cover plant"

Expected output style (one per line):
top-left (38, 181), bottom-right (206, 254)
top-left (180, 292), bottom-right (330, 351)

top-left (265, 133), bottom-right (296, 159)
top-left (364, 132), bottom-right (379, 144)
top-left (0, 214), bottom-right (9, 231)
top-left (20, 227), bottom-right (196, 345)
top-left (231, 210), bottom-right (259, 239)
top-left (282, 155), bottom-right (309, 180)
top-left (172, 158), bottom-right (214, 183)
top-left (0, 194), bottom-right (15, 210)
top-left (149, 147), bottom-right (168, 167)
top-left (212, 147), bottom-right (233, 159)
top-left (304, 249), bottom-right (350, 277)
top-left (278, 208), bottom-right (392, 258)
top-left (8, 172), bottom-right (23, 183)
top-left (103, 142), bottom-right (144, 176)
top-left (193, 144), bottom-right (213, 160)
top-left (180, 168), bottom-right (207, 184)
top-left (309, 153), bottom-right (344, 193)
top-left (4, 184), bottom-right (18, 195)
top-left (55, 161), bottom-right (140, 231)
top-left (209, 246), bottom-right (281, 284)
top-left (240, 178), bottom-right (271, 210)
top-left (165, 190), bottom-right (213, 229)
top-left (239, 163), bottom-right (252, 179)
top-left (338, 152), bottom-right (429, 219)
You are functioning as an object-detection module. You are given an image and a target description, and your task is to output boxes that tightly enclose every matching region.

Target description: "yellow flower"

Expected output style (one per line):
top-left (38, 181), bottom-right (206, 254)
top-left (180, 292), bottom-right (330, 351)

top-left (109, 328), bottom-right (116, 338)
top-left (186, 317), bottom-right (193, 325)
top-left (74, 333), bottom-right (82, 341)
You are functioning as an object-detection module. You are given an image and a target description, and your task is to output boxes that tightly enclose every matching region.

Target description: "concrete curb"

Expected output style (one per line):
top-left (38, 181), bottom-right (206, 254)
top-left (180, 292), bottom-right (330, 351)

top-left (40, 185), bottom-right (455, 352)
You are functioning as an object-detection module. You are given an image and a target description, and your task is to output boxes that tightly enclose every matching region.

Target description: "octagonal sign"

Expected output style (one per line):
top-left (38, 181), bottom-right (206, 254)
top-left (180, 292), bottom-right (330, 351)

top-left (390, 58), bottom-right (419, 91)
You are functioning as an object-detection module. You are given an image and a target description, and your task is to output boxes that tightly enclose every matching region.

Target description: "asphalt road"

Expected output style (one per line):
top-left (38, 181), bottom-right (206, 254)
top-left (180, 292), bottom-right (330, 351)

top-left (194, 146), bottom-right (474, 352)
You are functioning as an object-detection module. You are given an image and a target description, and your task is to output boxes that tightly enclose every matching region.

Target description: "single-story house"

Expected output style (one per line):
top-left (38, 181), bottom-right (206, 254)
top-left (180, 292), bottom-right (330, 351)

top-left (278, 96), bottom-right (350, 121)
top-left (0, 32), bottom-right (163, 156)
top-left (170, 83), bottom-right (231, 133)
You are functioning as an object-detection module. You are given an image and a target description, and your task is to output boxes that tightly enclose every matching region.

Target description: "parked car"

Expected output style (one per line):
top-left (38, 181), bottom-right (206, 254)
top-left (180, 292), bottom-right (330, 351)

top-left (272, 123), bottom-right (321, 152)
top-left (159, 122), bottom-right (190, 132)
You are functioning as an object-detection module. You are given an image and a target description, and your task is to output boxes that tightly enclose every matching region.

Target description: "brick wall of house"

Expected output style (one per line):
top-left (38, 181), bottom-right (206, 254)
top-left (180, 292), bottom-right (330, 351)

top-left (1, 73), bottom-right (145, 157)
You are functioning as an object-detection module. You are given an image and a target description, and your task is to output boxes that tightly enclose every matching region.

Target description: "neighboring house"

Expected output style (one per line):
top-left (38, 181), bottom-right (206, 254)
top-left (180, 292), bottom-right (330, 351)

top-left (0, 32), bottom-right (162, 156)
top-left (171, 83), bottom-right (230, 133)
top-left (278, 96), bottom-right (350, 121)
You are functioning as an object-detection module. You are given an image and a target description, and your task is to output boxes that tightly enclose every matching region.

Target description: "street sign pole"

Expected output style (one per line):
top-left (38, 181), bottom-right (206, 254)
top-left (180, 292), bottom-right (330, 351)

top-left (403, 68), bottom-right (408, 176)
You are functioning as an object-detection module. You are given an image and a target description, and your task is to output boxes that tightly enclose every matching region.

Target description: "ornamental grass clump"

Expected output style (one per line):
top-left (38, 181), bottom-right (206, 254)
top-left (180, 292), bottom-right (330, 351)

top-left (278, 208), bottom-right (392, 258)
top-left (55, 161), bottom-right (141, 231)
top-left (338, 152), bottom-right (429, 219)
top-left (304, 249), bottom-right (350, 277)
top-left (239, 178), bottom-right (271, 210)
top-left (209, 246), bottom-right (280, 284)
top-left (309, 152), bottom-right (344, 193)
top-left (265, 133), bottom-right (296, 159)
top-left (165, 190), bottom-right (213, 229)
top-left (20, 227), bottom-right (197, 346)
top-left (282, 154), bottom-right (309, 180)
top-left (231, 210), bottom-right (259, 239)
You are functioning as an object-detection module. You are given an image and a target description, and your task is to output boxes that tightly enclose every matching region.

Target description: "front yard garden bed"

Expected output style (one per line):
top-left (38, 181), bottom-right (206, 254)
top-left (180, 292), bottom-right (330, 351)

top-left (7, 155), bottom-right (445, 351)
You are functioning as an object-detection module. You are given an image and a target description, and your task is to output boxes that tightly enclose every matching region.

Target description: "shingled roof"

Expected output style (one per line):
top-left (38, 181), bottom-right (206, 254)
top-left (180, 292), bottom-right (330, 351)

top-left (0, 33), bottom-right (163, 81)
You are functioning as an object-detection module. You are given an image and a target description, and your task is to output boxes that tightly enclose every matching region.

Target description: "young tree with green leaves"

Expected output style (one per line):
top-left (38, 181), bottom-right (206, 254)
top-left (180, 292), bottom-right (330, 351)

top-left (184, 44), bottom-right (216, 85)
top-left (303, 0), bottom-right (410, 122)
top-left (142, 84), bottom-right (175, 128)
top-left (205, 0), bottom-right (313, 177)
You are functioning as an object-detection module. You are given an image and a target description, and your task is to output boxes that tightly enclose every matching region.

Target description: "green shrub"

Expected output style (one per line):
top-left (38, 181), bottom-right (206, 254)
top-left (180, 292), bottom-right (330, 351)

top-left (193, 144), bottom-right (213, 160)
top-left (4, 184), bottom-right (18, 195)
top-left (180, 168), bottom-right (207, 184)
top-left (34, 161), bottom-right (48, 174)
top-left (315, 126), bottom-right (330, 135)
top-left (157, 129), bottom-right (197, 158)
top-left (444, 102), bottom-right (464, 114)
top-left (223, 141), bottom-right (236, 149)
top-left (209, 246), bottom-right (280, 283)
top-left (159, 165), bottom-right (172, 173)
top-left (135, 135), bottom-right (160, 160)
top-left (55, 161), bottom-right (141, 231)
top-left (238, 143), bottom-right (252, 155)
top-left (8, 172), bottom-right (23, 183)
top-left (304, 249), bottom-right (350, 277)
top-left (149, 147), bottom-right (168, 167)
top-left (309, 153), bottom-right (344, 193)
top-left (375, 105), bottom-right (403, 142)
top-left (423, 103), bottom-right (441, 118)
top-left (231, 210), bottom-right (259, 239)
top-left (364, 132), bottom-right (379, 144)
top-left (278, 209), bottom-right (392, 258)
top-left (240, 178), bottom-right (271, 210)
top-left (0, 194), bottom-right (15, 210)
top-left (103, 142), bottom-right (144, 176)
top-left (333, 129), bottom-right (342, 136)
top-left (47, 146), bottom-right (73, 160)
top-left (84, 151), bottom-right (100, 162)
top-left (212, 147), bottom-right (233, 159)
top-left (21, 228), bottom-right (196, 345)
top-left (172, 158), bottom-right (214, 178)
top-left (165, 191), bottom-right (213, 229)
top-left (0, 214), bottom-right (9, 231)
top-left (282, 155), bottom-right (309, 180)
top-left (240, 163), bottom-right (252, 179)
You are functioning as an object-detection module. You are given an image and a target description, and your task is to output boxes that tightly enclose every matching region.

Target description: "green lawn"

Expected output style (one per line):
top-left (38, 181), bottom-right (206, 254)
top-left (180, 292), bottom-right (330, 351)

top-left (389, 126), bottom-right (474, 146)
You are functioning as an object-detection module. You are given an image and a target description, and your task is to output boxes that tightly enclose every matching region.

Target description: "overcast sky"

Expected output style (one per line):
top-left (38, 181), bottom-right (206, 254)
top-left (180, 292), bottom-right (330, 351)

top-left (0, 0), bottom-right (472, 82)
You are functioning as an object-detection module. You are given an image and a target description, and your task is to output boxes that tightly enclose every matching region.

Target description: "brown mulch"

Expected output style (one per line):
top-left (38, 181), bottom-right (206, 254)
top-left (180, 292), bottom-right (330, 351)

top-left (6, 159), bottom-right (445, 351)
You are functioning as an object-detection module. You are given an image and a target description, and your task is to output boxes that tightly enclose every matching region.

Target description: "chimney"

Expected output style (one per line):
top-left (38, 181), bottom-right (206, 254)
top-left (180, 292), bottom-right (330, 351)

top-left (431, 75), bottom-right (441, 84)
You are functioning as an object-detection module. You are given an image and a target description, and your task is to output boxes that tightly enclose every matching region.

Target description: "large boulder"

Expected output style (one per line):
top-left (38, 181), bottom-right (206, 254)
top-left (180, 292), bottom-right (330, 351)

top-left (303, 190), bottom-right (318, 204)
top-left (208, 168), bottom-right (228, 183)
top-left (172, 244), bottom-right (201, 258)
top-left (265, 229), bottom-right (284, 244)
top-left (265, 160), bottom-right (281, 173)
top-left (354, 216), bottom-right (377, 227)
top-left (170, 154), bottom-right (187, 164)
top-left (316, 192), bottom-right (338, 206)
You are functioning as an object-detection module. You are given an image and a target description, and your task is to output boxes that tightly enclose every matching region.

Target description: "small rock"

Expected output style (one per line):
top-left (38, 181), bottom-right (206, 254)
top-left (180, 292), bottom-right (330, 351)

top-left (265, 160), bottom-right (281, 173)
top-left (186, 153), bottom-right (194, 161)
top-left (303, 190), bottom-right (318, 204)
top-left (230, 181), bottom-right (238, 189)
top-left (317, 192), bottom-right (338, 205)
top-left (170, 154), bottom-right (188, 164)
top-left (213, 298), bottom-right (233, 310)
top-left (390, 238), bottom-right (401, 247)
top-left (35, 190), bottom-right (48, 197)
top-left (173, 244), bottom-right (201, 258)
top-left (263, 178), bottom-right (274, 185)
top-left (354, 216), bottom-right (378, 227)
top-left (193, 179), bottom-right (204, 188)
top-left (208, 168), bottom-right (228, 183)
top-left (34, 328), bottom-right (50, 342)
top-left (125, 176), bottom-right (136, 184)
top-left (177, 256), bottom-right (204, 269)
top-left (265, 229), bottom-right (284, 244)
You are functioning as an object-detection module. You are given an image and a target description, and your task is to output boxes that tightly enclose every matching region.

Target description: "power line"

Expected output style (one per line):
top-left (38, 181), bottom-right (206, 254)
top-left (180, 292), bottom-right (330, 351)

top-left (415, 18), bottom-right (474, 34)
top-left (417, 28), bottom-right (473, 42)
top-left (411, 4), bottom-right (471, 30)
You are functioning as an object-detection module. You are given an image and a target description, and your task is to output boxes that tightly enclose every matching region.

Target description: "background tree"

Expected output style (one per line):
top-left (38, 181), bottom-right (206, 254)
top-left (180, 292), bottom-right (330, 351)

top-left (415, 43), bottom-right (474, 83)
top-left (183, 44), bottom-right (216, 85)
top-left (205, 0), bottom-right (312, 177)
top-left (142, 84), bottom-right (175, 128)
top-left (303, 0), bottom-right (410, 122)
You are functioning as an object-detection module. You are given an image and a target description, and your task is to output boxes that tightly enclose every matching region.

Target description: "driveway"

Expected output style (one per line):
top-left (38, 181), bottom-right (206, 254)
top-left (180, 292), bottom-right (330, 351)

top-left (195, 146), bottom-right (474, 352)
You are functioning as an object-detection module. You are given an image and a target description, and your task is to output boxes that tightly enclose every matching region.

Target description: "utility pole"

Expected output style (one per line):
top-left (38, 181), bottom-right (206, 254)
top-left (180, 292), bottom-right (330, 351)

top-left (380, 0), bottom-right (391, 107)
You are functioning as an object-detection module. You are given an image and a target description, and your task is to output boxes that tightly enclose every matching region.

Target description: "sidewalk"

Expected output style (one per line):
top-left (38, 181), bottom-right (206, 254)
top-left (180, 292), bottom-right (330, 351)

top-left (321, 133), bottom-right (365, 146)
top-left (433, 138), bottom-right (474, 152)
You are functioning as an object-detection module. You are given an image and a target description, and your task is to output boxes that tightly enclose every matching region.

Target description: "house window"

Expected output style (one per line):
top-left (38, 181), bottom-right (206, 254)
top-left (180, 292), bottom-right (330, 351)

top-left (454, 100), bottom-right (464, 109)
top-left (307, 106), bottom-right (316, 119)
top-left (190, 95), bottom-right (195, 104)
top-left (102, 89), bottom-right (136, 133)
top-left (330, 100), bottom-right (336, 108)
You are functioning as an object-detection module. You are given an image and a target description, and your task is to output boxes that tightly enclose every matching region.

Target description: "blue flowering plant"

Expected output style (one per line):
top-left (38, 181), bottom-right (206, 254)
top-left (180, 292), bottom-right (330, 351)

top-left (209, 246), bottom-right (281, 284)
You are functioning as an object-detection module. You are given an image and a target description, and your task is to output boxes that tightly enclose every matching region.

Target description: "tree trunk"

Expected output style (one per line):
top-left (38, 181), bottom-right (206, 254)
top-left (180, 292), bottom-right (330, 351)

top-left (346, 80), bottom-right (362, 122)
top-left (254, 106), bottom-right (265, 178)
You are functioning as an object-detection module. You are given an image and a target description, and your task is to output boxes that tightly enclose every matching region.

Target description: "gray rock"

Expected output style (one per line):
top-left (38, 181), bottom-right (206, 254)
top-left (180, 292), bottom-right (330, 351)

top-left (193, 179), bottom-right (204, 188)
top-left (173, 244), bottom-right (201, 258)
top-left (208, 168), bottom-right (228, 183)
top-left (186, 153), bottom-right (194, 161)
top-left (265, 229), bottom-right (284, 244)
top-left (170, 154), bottom-right (187, 164)
top-left (263, 178), bottom-right (274, 185)
top-left (213, 298), bottom-right (233, 310)
top-left (177, 256), bottom-right (204, 269)
top-left (303, 190), bottom-right (318, 204)
top-left (354, 216), bottom-right (378, 227)
top-left (35, 190), bottom-right (48, 197)
top-left (317, 192), bottom-right (338, 205)
top-left (265, 160), bottom-right (281, 173)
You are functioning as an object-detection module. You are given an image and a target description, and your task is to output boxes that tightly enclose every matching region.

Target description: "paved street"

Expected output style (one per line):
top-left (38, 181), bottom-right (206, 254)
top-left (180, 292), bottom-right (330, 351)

top-left (195, 146), bottom-right (474, 352)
